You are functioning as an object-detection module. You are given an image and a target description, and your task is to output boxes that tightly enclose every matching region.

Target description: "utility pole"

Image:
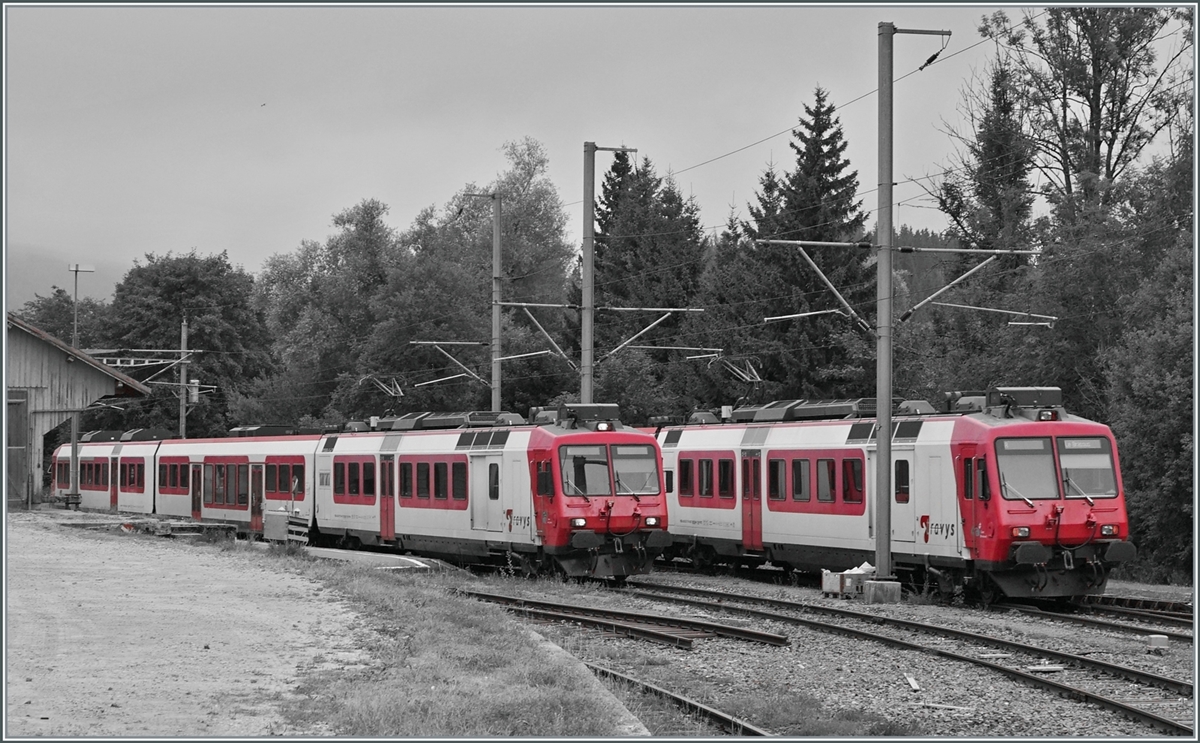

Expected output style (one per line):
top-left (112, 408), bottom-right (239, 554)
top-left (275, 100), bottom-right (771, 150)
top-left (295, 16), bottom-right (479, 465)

top-left (179, 315), bottom-right (189, 439)
top-left (68, 263), bottom-right (94, 348)
top-left (877, 21), bottom-right (950, 583)
top-left (581, 141), bottom-right (636, 404)
top-left (467, 192), bottom-right (503, 412)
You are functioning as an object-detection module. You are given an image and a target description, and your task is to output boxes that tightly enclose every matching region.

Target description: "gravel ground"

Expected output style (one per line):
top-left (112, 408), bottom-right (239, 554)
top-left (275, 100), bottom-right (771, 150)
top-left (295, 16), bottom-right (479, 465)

top-left (522, 571), bottom-right (1196, 737)
top-left (7, 506), bottom-right (1193, 737)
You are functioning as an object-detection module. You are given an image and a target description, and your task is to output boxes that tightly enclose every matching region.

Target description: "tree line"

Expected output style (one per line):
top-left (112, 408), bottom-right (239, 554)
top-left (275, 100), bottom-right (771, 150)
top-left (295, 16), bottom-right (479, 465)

top-left (20, 9), bottom-right (1192, 581)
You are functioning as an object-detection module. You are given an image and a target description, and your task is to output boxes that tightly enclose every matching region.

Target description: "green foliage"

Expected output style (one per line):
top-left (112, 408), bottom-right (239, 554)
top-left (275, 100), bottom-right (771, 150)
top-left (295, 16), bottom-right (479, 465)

top-left (16, 286), bottom-right (110, 348)
top-left (728, 87), bottom-right (873, 401)
top-left (89, 251), bottom-right (272, 438)
top-left (980, 8), bottom-right (1192, 210)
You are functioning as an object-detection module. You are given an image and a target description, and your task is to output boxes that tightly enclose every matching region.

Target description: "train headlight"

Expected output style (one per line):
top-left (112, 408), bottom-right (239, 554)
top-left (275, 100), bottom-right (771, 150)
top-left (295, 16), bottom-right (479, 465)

top-left (1011, 526), bottom-right (1031, 538)
top-left (644, 516), bottom-right (659, 527)
top-left (1100, 524), bottom-right (1118, 536)
top-left (570, 518), bottom-right (587, 528)
top-left (1038, 409), bottom-right (1059, 421)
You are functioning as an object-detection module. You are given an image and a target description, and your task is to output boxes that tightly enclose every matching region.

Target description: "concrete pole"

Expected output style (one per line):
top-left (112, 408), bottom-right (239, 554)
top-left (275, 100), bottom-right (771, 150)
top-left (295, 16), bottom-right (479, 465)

top-left (491, 195), bottom-right (502, 412)
top-left (876, 21), bottom-right (895, 580)
top-left (179, 316), bottom-right (188, 439)
top-left (581, 142), bottom-right (596, 404)
top-left (68, 412), bottom-right (80, 505)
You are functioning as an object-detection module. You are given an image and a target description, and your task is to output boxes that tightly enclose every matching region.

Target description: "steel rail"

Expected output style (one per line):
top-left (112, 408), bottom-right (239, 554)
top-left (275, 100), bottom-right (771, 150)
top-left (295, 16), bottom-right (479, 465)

top-left (460, 589), bottom-right (789, 646)
top-left (505, 603), bottom-right (701, 649)
top-left (1084, 604), bottom-right (1194, 628)
top-left (994, 603), bottom-right (1194, 642)
top-left (1086, 595), bottom-right (1194, 615)
top-left (629, 583), bottom-right (1192, 697)
top-left (625, 586), bottom-right (1192, 736)
top-left (584, 662), bottom-right (773, 736)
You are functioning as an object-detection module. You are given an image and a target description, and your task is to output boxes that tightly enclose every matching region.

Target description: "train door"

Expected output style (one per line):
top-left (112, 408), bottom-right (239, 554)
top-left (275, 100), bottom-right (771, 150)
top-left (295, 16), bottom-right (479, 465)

top-left (741, 451), bottom-right (763, 551)
top-left (250, 464), bottom-right (264, 533)
top-left (892, 448), bottom-right (916, 543)
top-left (190, 464), bottom-right (202, 519)
top-left (379, 455), bottom-right (395, 542)
top-left (109, 457), bottom-right (119, 510)
top-left (470, 454), bottom-right (504, 533)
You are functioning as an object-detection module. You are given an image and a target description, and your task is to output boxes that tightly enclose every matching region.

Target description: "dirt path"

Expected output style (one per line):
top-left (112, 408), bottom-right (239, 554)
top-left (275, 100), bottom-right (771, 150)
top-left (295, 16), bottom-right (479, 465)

top-left (5, 510), bottom-right (368, 737)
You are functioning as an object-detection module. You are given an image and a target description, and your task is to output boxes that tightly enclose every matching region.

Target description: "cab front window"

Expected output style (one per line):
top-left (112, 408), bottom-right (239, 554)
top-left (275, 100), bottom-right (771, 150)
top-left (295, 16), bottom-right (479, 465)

top-left (560, 445), bottom-right (612, 497)
top-left (995, 438), bottom-right (1059, 501)
top-left (612, 445), bottom-right (660, 495)
top-left (1058, 437), bottom-right (1118, 498)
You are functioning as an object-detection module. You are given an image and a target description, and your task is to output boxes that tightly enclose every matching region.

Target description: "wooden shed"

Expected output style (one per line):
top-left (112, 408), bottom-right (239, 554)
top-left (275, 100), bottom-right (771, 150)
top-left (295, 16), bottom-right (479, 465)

top-left (6, 312), bottom-right (151, 506)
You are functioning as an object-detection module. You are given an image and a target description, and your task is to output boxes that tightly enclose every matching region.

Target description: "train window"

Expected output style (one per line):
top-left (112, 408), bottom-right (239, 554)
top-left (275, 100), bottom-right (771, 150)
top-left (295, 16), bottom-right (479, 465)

top-left (962, 459), bottom-right (973, 500)
top-left (844, 459), bottom-right (863, 503)
top-left (171, 465), bottom-right (180, 489)
top-left (160, 464), bottom-right (168, 486)
top-left (489, 463), bottom-right (500, 500)
top-left (679, 460), bottom-right (693, 495)
top-left (417, 463), bottom-right (430, 498)
top-left (699, 459), bottom-right (714, 497)
top-left (237, 464), bottom-right (249, 506)
top-left (664, 470), bottom-right (674, 493)
top-left (976, 459), bottom-right (990, 501)
top-left (536, 461), bottom-right (553, 497)
top-left (333, 463), bottom-right (345, 496)
top-left (434, 463), bottom-right (448, 499)
top-left (895, 460), bottom-right (910, 503)
top-left (216, 465), bottom-right (228, 504)
top-left (996, 437), bottom-right (1058, 500)
top-left (400, 463), bottom-right (413, 498)
top-left (817, 459), bottom-right (835, 502)
top-left (560, 445), bottom-right (613, 497)
top-left (266, 465), bottom-right (278, 493)
top-left (363, 462), bottom-right (376, 496)
top-left (792, 459), bottom-right (810, 501)
top-left (137, 463), bottom-right (145, 488)
top-left (348, 462), bottom-right (360, 495)
top-left (119, 463), bottom-right (128, 487)
top-left (1057, 438), bottom-right (1117, 498)
top-left (204, 464), bottom-right (214, 504)
top-left (612, 445), bottom-right (659, 495)
top-left (768, 459), bottom-right (786, 500)
top-left (718, 459), bottom-right (735, 498)
top-left (452, 462), bottom-right (467, 500)
top-left (362, 463), bottom-right (376, 496)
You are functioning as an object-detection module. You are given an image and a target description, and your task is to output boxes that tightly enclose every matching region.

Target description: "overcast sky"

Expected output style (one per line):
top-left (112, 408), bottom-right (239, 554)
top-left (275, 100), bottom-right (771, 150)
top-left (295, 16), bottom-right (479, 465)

top-left (5, 3), bottom-right (1021, 311)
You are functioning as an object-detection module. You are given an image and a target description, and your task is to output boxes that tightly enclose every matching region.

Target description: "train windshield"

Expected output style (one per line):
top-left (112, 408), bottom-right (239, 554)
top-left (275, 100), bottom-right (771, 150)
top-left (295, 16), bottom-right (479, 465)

top-left (1058, 437), bottom-right (1118, 498)
top-left (995, 438), bottom-right (1059, 501)
top-left (560, 445), bottom-right (613, 497)
top-left (611, 445), bottom-right (660, 495)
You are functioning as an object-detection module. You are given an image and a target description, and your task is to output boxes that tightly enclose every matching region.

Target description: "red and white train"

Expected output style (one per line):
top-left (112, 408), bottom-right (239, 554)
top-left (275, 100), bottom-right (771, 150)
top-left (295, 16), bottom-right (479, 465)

top-left (50, 404), bottom-right (670, 580)
top-left (652, 387), bottom-right (1136, 601)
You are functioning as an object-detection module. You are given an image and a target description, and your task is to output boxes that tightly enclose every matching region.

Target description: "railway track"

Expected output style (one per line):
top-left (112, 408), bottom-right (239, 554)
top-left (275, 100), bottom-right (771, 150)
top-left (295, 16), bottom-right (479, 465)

top-left (625, 581), bottom-right (1194, 736)
top-left (993, 603), bottom-right (1194, 643)
top-left (457, 588), bottom-right (789, 649)
top-left (584, 663), bottom-right (773, 736)
top-left (1085, 594), bottom-right (1193, 616)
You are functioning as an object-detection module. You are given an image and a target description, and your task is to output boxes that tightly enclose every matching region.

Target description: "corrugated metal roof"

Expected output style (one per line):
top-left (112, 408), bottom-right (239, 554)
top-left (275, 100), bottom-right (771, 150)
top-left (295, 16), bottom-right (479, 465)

top-left (6, 312), bottom-right (152, 397)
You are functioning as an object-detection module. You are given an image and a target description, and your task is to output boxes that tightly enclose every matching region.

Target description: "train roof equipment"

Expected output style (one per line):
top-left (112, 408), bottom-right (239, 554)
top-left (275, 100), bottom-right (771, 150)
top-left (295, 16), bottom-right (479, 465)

top-left (660, 386), bottom-right (1071, 429)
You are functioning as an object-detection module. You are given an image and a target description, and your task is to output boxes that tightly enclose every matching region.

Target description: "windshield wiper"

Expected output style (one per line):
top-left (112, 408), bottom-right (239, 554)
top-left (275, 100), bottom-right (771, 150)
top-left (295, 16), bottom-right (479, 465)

top-left (564, 480), bottom-right (590, 503)
top-left (1063, 475), bottom-right (1095, 505)
top-left (615, 475), bottom-right (640, 501)
top-left (1000, 472), bottom-right (1035, 508)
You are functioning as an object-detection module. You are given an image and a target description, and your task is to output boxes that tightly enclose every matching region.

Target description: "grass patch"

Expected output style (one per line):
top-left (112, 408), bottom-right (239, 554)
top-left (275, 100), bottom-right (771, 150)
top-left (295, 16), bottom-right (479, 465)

top-left (195, 548), bottom-right (638, 737)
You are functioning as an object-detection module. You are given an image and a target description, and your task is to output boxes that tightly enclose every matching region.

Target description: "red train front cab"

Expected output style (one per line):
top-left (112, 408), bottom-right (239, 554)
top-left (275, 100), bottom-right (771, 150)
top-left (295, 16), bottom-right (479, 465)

top-left (526, 403), bottom-right (671, 578)
top-left (953, 388), bottom-right (1136, 599)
